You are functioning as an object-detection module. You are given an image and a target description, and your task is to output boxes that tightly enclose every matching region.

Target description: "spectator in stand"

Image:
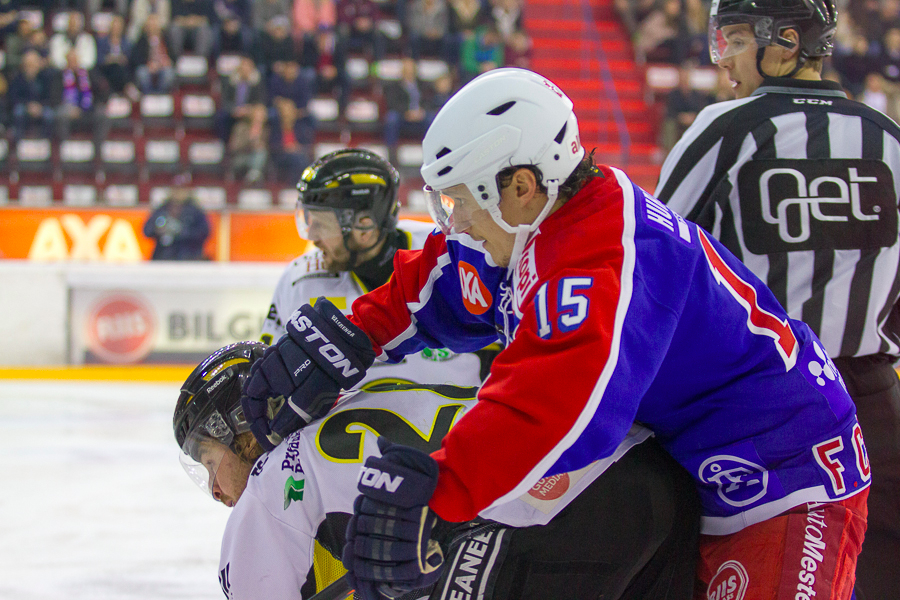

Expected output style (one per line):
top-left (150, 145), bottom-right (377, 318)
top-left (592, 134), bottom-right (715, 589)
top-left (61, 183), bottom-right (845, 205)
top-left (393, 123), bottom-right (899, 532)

top-left (878, 26), bottom-right (900, 121)
top-left (613, 0), bottom-right (657, 40)
top-left (383, 57), bottom-right (432, 161)
top-left (833, 33), bottom-right (879, 98)
top-left (9, 49), bottom-right (56, 141)
top-left (0, 0), bottom-right (19, 38)
top-left (254, 15), bottom-right (298, 78)
top-left (447, 0), bottom-right (489, 67)
top-left (49, 12), bottom-right (97, 71)
top-left (127, 0), bottom-right (171, 44)
top-left (293, 0), bottom-right (336, 46)
top-left (658, 61), bottom-right (714, 153)
top-left (874, 0), bottom-right (900, 51)
top-left (55, 48), bottom-right (109, 144)
top-left (0, 72), bottom-right (8, 136)
top-left (214, 11), bottom-right (255, 59)
top-left (489, 0), bottom-right (522, 43)
top-left (96, 15), bottom-right (138, 99)
top-left (5, 18), bottom-right (35, 75)
top-left (169, 0), bottom-right (215, 59)
top-left (301, 26), bottom-right (350, 113)
top-left (252, 0), bottom-right (290, 36)
top-left (335, 0), bottom-right (384, 61)
top-left (634, 0), bottom-right (689, 64)
top-left (407, 0), bottom-right (451, 61)
top-left (218, 55), bottom-right (269, 183)
top-left (503, 29), bottom-right (532, 68)
top-left (213, 0), bottom-right (254, 58)
top-left (132, 13), bottom-right (177, 93)
top-left (143, 174), bottom-right (211, 261)
top-left (268, 58), bottom-right (315, 183)
top-left (859, 71), bottom-right (890, 114)
top-left (459, 24), bottom-right (503, 84)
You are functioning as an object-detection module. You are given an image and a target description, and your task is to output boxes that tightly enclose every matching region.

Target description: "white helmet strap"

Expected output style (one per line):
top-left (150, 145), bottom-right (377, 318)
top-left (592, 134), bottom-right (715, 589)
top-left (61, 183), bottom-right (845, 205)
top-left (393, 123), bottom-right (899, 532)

top-left (489, 179), bottom-right (560, 274)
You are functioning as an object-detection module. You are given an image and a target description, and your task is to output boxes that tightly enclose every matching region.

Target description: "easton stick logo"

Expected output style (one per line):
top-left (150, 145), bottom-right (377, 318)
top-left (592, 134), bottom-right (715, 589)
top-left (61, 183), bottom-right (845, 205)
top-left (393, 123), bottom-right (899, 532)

top-left (284, 475), bottom-right (305, 509)
top-left (289, 312), bottom-right (360, 379)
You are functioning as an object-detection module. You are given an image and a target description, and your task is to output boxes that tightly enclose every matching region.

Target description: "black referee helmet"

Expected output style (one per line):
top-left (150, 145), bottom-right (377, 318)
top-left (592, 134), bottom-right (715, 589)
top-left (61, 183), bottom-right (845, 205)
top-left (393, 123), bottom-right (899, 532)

top-left (710, 0), bottom-right (838, 61)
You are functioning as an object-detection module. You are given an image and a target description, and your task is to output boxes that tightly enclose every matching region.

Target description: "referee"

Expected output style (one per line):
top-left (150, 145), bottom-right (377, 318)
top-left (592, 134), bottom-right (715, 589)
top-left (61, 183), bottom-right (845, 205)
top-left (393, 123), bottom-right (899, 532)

top-left (655, 0), bottom-right (899, 597)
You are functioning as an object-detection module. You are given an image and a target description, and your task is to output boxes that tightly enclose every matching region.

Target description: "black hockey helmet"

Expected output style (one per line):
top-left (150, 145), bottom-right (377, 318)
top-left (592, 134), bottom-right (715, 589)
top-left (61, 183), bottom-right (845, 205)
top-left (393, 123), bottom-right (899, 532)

top-left (709, 0), bottom-right (837, 64)
top-left (296, 148), bottom-right (401, 237)
top-left (174, 341), bottom-right (265, 496)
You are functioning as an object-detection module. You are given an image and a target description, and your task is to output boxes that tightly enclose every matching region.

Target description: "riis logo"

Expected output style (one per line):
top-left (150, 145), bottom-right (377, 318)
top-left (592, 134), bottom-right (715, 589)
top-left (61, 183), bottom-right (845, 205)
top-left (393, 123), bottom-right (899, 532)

top-left (737, 159), bottom-right (897, 253)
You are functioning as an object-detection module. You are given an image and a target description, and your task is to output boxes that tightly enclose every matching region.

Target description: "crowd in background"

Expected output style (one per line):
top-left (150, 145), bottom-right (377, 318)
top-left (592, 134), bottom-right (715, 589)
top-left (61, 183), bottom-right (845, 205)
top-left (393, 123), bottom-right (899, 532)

top-left (0, 0), bottom-right (532, 184)
top-left (619, 0), bottom-right (900, 153)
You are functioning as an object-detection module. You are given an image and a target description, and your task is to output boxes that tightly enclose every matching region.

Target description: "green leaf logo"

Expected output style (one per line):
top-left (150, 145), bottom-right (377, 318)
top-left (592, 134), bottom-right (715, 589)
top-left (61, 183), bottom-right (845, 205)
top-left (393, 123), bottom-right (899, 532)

top-left (284, 476), bottom-right (305, 509)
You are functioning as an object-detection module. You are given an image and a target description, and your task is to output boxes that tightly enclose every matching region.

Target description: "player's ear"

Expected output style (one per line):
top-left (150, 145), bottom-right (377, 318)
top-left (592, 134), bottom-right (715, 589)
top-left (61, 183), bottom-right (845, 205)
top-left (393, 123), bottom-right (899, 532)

top-left (780, 28), bottom-right (800, 58)
top-left (513, 168), bottom-right (538, 202)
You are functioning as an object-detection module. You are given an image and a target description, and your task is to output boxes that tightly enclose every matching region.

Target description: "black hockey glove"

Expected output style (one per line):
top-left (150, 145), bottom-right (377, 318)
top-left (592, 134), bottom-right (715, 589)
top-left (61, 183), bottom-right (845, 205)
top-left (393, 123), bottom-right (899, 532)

top-left (342, 437), bottom-right (445, 600)
top-left (240, 298), bottom-right (375, 451)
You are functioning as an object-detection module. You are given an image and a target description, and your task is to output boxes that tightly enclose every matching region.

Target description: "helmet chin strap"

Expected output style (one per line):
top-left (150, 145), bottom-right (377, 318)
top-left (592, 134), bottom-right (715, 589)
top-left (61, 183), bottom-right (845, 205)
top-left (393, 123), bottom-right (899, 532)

top-left (487, 180), bottom-right (560, 274)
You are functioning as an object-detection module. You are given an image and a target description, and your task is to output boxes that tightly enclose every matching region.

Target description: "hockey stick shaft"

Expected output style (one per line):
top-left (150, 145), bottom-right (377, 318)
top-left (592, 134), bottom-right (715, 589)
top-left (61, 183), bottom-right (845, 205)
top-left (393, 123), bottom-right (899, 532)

top-left (308, 573), bottom-right (354, 600)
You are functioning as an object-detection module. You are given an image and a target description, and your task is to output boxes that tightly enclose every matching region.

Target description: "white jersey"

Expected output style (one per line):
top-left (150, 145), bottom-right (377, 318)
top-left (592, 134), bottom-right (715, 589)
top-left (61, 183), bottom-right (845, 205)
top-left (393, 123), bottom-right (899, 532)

top-left (261, 220), bottom-right (486, 389)
top-left (217, 384), bottom-right (652, 599)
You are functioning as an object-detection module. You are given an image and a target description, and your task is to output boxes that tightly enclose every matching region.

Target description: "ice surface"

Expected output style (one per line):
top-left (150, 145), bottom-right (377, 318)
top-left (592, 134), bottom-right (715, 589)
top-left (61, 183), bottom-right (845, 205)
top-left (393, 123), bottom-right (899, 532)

top-left (0, 380), bottom-right (231, 600)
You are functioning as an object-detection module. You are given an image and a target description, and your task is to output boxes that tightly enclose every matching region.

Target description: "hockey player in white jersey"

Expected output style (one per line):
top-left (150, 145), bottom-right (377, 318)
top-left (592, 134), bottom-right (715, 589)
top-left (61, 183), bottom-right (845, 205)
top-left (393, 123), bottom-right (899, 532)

top-left (174, 341), bottom-right (702, 600)
top-left (261, 149), bottom-right (494, 389)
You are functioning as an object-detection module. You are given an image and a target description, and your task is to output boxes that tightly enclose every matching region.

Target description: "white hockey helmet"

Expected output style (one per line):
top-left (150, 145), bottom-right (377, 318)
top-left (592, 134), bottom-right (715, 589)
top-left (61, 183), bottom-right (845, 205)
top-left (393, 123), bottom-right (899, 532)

top-left (421, 68), bottom-right (584, 235)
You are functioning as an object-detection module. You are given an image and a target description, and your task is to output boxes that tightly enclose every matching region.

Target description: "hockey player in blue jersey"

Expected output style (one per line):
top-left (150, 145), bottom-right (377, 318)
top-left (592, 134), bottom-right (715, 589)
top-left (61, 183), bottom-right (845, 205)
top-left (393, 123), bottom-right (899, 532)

top-left (240, 68), bottom-right (871, 600)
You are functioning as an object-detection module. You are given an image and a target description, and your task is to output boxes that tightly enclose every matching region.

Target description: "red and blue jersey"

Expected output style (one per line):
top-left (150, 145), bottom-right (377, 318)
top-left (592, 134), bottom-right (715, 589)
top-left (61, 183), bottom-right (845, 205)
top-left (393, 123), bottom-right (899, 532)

top-left (351, 165), bottom-right (871, 535)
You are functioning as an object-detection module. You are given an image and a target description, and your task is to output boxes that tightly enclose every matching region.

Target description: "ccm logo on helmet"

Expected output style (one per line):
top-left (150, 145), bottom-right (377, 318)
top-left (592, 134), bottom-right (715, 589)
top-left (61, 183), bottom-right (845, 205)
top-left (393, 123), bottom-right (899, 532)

top-left (358, 466), bottom-right (404, 492)
top-left (290, 314), bottom-right (360, 378)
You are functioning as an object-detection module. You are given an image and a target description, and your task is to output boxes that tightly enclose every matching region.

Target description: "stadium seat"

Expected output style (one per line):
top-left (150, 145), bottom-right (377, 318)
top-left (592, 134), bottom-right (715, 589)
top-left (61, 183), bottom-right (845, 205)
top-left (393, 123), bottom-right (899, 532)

top-left (100, 138), bottom-right (138, 175)
top-left (397, 143), bottom-right (423, 168)
top-left (63, 184), bottom-right (99, 206)
top-left (416, 59), bottom-right (449, 82)
top-left (192, 185), bottom-right (228, 210)
top-left (345, 97), bottom-right (381, 134)
top-left (216, 54), bottom-right (242, 78)
top-left (237, 188), bottom-right (273, 209)
top-left (59, 139), bottom-right (97, 173)
top-left (277, 188), bottom-right (297, 209)
top-left (138, 93), bottom-right (178, 134)
top-left (176, 54), bottom-right (210, 87)
top-left (102, 182), bottom-right (140, 206)
top-left (51, 11), bottom-right (76, 32)
top-left (346, 57), bottom-right (371, 88)
top-left (186, 137), bottom-right (226, 175)
top-left (0, 185), bottom-right (9, 206)
top-left (314, 142), bottom-right (345, 160)
top-left (0, 50), bottom-right (6, 71)
top-left (91, 12), bottom-right (113, 35)
top-left (0, 138), bottom-right (8, 171)
top-left (181, 93), bottom-right (216, 130)
top-left (15, 138), bottom-right (53, 173)
top-left (144, 139), bottom-right (182, 174)
top-left (17, 183), bottom-right (55, 206)
top-left (374, 58), bottom-right (403, 82)
top-left (105, 95), bottom-right (135, 132)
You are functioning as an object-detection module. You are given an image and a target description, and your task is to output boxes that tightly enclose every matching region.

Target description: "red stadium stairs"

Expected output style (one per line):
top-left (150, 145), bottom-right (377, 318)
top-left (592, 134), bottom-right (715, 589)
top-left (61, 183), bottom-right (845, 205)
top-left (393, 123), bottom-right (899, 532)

top-left (525, 0), bottom-right (662, 190)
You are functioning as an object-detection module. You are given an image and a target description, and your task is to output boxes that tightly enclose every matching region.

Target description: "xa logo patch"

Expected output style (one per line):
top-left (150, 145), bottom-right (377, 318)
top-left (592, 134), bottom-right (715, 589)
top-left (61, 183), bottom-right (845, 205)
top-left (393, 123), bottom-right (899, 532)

top-left (459, 261), bottom-right (493, 315)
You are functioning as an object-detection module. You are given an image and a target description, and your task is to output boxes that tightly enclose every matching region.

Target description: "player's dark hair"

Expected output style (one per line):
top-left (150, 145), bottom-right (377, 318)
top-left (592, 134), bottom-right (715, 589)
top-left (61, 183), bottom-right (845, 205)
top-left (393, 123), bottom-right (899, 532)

top-left (495, 150), bottom-right (600, 203)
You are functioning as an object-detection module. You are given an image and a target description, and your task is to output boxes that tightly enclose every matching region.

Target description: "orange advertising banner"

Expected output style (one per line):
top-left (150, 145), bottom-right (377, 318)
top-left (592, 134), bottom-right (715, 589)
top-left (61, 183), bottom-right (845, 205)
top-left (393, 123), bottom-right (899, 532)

top-left (0, 207), bottom-right (313, 263)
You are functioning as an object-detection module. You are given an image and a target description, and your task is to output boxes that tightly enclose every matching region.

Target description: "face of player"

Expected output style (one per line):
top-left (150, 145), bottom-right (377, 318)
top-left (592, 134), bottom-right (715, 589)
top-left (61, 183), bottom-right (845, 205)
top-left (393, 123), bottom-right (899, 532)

top-left (301, 208), bottom-right (382, 272)
top-left (716, 24), bottom-right (800, 99)
top-left (716, 24), bottom-right (766, 99)
top-left (196, 440), bottom-right (253, 507)
top-left (440, 184), bottom-right (517, 267)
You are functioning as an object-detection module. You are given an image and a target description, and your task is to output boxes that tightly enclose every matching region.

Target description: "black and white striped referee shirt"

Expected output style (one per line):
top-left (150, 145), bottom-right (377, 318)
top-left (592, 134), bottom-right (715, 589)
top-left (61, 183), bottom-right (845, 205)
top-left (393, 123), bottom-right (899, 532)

top-left (655, 77), bottom-right (900, 360)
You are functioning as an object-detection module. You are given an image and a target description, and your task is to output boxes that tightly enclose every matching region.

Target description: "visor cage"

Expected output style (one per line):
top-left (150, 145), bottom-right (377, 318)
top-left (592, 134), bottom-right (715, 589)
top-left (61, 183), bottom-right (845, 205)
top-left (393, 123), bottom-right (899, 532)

top-left (176, 379), bottom-right (249, 498)
top-left (709, 15), bottom-right (775, 63)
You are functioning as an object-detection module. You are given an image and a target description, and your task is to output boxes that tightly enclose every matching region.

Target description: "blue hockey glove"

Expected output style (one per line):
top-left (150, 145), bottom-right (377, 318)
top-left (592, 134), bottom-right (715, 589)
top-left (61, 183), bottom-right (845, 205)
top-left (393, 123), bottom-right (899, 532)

top-left (241, 298), bottom-right (375, 451)
top-left (342, 437), bottom-right (445, 600)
